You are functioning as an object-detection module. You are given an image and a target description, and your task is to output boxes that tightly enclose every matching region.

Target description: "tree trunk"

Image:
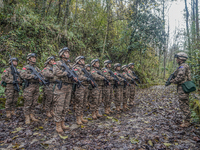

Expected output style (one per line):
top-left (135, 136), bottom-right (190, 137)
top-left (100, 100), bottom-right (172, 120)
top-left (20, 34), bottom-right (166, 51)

top-left (184, 0), bottom-right (191, 60)
top-left (46, 0), bottom-right (53, 17)
top-left (196, 0), bottom-right (200, 87)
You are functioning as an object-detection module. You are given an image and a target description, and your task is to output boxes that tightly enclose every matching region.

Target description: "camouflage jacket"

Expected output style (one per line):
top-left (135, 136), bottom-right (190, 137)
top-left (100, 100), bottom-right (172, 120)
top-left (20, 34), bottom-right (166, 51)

top-left (113, 71), bottom-right (125, 86)
top-left (91, 67), bottom-right (105, 86)
top-left (73, 64), bottom-right (88, 86)
top-left (42, 64), bottom-right (55, 82)
top-left (102, 67), bottom-right (115, 84)
top-left (122, 71), bottom-right (132, 83)
top-left (171, 63), bottom-right (191, 85)
top-left (1, 67), bottom-right (22, 88)
top-left (53, 59), bottom-right (72, 83)
top-left (127, 69), bottom-right (137, 79)
top-left (20, 64), bottom-right (41, 83)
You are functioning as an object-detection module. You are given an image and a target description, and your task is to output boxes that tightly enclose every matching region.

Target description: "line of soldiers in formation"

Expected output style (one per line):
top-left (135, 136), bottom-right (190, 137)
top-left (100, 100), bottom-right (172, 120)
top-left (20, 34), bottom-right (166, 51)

top-left (1, 47), bottom-right (141, 134)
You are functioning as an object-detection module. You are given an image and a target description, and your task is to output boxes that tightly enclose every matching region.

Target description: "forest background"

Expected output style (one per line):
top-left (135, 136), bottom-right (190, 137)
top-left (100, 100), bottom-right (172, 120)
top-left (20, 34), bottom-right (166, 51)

top-left (0, 0), bottom-right (200, 119)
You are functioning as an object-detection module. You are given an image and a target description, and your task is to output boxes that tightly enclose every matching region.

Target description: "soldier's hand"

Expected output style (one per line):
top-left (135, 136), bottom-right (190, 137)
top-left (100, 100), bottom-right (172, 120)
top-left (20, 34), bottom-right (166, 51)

top-left (118, 81), bottom-right (120, 85)
top-left (91, 81), bottom-right (94, 86)
top-left (39, 79), bottom-right (42, 82)
top-left (109, 82), bottom-right (111, 86)
top-left (74, 77), bottom-right (78, 82)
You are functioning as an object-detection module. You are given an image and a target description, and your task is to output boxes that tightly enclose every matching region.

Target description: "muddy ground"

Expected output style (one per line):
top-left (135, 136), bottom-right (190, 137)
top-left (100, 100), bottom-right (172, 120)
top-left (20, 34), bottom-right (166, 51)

top-left (0, 85), bottom-right (200, 149)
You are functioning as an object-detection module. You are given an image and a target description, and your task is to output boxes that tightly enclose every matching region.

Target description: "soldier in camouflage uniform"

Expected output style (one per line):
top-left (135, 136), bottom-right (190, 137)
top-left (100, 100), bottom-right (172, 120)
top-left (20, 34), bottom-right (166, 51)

top-left (1, 57), bottom-right (21, 118)
top-left (53, 47), bottom-right (75, 133)
top-left (127, 63), bottom-right (137, 106)
top-left (90, 59), bottom-right (105, 118)
top-left (113, 63), bottom-right (124, 112)
top-left (73, 56), bottom-right (91, 124)
top-left (42, 56), bottom-right (56, 118)
top-left (121, 65), bottom-right (132, 110)
top-left (102, 60), bottom-right (114, 114)
top-left (170, 52), bottom-right (191, 127)
top-left (20, 53), bottom-right (41, 124)
top-left (84, 64), bottom-right (91, 108)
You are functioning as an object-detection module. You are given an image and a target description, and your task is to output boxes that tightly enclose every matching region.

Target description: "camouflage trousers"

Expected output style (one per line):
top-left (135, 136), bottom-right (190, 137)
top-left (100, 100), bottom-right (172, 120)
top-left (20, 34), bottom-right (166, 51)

top-left (43, 84), bottom-right (54, 112)
top-left (88, 87), bottom-right (100, 112)
top-left (177, 85), bottom-right (191, 122)
top-left (98, 86), bottom-right (103, 108)
top-left (114, 86), bottom-right (123, 107)
top-left (129, 84), bottom-right (135, 104)
top-left (5, 85), bottom-right (19, 111)
top-left (53, 84), bottom-right (72, 122)
top-left (75, 86), bottom-right (86, 116)
top-left (103, 85), bottom-right (112, 108)
top-left (84, 88), bottom-right (90, 108)
top-left (123, 86), bottom-right (130, 105)
top-left (23, 84), bottom-right (40, 115)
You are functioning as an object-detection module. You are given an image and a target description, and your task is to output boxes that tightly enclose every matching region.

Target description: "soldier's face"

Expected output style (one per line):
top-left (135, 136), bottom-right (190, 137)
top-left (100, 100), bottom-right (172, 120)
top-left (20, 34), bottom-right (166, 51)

top-left (116, 66), bottom-right (120, 71)
top-left (49, 59), bottom-right (55, 65)
top-left (86, 67), bottom-right (90, 71)
top-left (131, 65), bottom-right (134, 69)
top-left (95, 62), bottom-right (99, 67)
top-left (176, 58), bottom-right (180, 64)
top-left (108, 64), bottom-right (111, 68)
top-left (79, 59), bottom-right (85, 65)
top-left (30, 57), bottom-right (36, 63)
top-left (13, 60), bottom-right (18, 66)
top-left (63, 51), bottom-right (70, 58)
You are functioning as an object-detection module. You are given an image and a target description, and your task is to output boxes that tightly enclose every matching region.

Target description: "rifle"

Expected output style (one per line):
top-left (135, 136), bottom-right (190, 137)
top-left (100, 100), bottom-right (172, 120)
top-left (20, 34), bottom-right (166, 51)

top-left (108, 70), bottom-right (120, 88)
top-left (116, 73), bottom-right (130, 88)
top-left (61, 62), bottom-right (84, 88)
top-left (9, 55), bottom-right (20, 92)
top-left (126, 73), bottom-right (138, 86)
top-left (28, 66), bottom-right (49, 88)
top-left (165, 69), bottom-right (176, 86)
top-left (94, 69), bottom-right (110, 86)
top-left (132, 71), bottom-right (141, 83)
top-left (81, 68), bottom-right (99, 90)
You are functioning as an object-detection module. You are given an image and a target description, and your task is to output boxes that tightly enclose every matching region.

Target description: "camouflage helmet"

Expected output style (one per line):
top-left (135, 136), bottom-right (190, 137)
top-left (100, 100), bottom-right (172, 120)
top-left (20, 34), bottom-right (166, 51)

top-left (9, 57), bottom-right (18, 64)
top-left (44, 56), bottom-right (55, 66)
top-left (58, 47), bottom-right (70, 57)
top-left (27, 53), bottom-right (37, 60)
top-left (85, 64), bottom-right (91, 68)
top-left (75, 56), bottom-right (85, 64)
top-left (121, 65), bottom-right (128, 71)
top-left (91, 59), bottom-right (99, 66)
top-left (113, 63), bottom-right (121, 70)
top-left (175, 52), bottom-right (188, 61)
top-left (128, 63), bottom-right (134, 67)
top-left (104, 60), bottom-right (112, 67)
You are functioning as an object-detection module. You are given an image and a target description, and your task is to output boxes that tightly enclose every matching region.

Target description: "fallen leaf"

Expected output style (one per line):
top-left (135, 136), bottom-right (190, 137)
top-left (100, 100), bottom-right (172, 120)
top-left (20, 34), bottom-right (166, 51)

top-left (59, 134), bottom-right (68, 139)
top-left (130, 137), bottom-right (139, 144)
top-left (39, 126), bottom-right (44, 129)
top-left (163, 143), bottom-right (171, 147)
top-left (11, 127), bottom-right (24, 133)
top-left (148, 140), bottom-right (153, 146)
top-left (12, 135), bottom-right (19, 140)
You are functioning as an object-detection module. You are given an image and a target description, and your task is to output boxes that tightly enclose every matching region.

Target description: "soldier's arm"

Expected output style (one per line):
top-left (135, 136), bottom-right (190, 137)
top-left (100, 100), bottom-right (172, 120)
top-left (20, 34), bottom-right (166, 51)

top-left (1, 69), bottom-right (13, 83)
top-left (123, 72), bottom-right (132, 81)
top-left (20, 67), bottom-right (35, 80)
top-left (171, 66), bottom-right (186, 84)
top-left (102, 69), bottom-right (114, 80)
top-left (91, 70), bottom-right (104, 80)
top-left (74, 68), bottom-right (87, 81)
top-left (53, 65), bottom-right (67, 77)
top-left (42, 68), bottom-right (54, 78)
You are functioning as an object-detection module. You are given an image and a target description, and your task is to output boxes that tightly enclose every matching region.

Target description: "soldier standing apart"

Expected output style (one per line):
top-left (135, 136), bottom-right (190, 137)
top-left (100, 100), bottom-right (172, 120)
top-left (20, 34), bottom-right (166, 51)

top-left (90, 60), bottom-right (105, 119)
top-left (53, 47), bottom-right (74, 134)
top-left (113, 63), bottom-right (124, 112)
top-left (170, 52), bottom-right (191, 127)
top-left (73, 56), bottom-right (91, 125)
top-left (102, 60), bottom-right (114, 114)
top-left (21, 53), bottom-right (41, 124)
top-left (121, 65), bottom-right (132, 111)
top-left (1, 57), bottom-right (21, 118)
top-left (127, 63), bottom-right (137, 106)
top-left (42, 56), bottom-right (56, 118)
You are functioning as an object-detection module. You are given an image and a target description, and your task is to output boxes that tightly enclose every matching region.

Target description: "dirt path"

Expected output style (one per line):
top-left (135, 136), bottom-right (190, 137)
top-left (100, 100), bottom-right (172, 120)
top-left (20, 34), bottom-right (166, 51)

top-left (0, 85), bottom-right (200, 149)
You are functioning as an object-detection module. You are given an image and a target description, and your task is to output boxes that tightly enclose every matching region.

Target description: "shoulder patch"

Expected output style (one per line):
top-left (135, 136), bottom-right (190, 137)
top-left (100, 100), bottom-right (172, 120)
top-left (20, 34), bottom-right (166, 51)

top-left (53, 62), bottom-right (56, 65)
top-left (74, 69), bottom-right (78, 71)
top-left (104, 71), bottom-right (107, 72)
top-left (114, 73), bottom-right (117, 75)
top-left (179, 66), bottom-right (184, 69)
top-left (92, 71), bottom-right (95, 73)
top-left (123, 73), bottom-right (125, 75)
top-left (3, 70), bottom-right (6, 72)
top-left (22, 67), bottom-right (26, 70)
top-left (128, 71), bottom-right (131, 73)
top-left (44, 68), bottom-right (47, 70)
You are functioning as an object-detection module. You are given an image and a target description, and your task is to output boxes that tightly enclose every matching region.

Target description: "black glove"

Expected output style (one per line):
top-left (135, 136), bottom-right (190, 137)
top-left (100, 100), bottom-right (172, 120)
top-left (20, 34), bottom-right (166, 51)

top-left (34, 75), bottom-right (38, 80)
top-left (87, 78), bottom-right (91, 83)
top-left (67, 73), bottom-right (72, 78)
